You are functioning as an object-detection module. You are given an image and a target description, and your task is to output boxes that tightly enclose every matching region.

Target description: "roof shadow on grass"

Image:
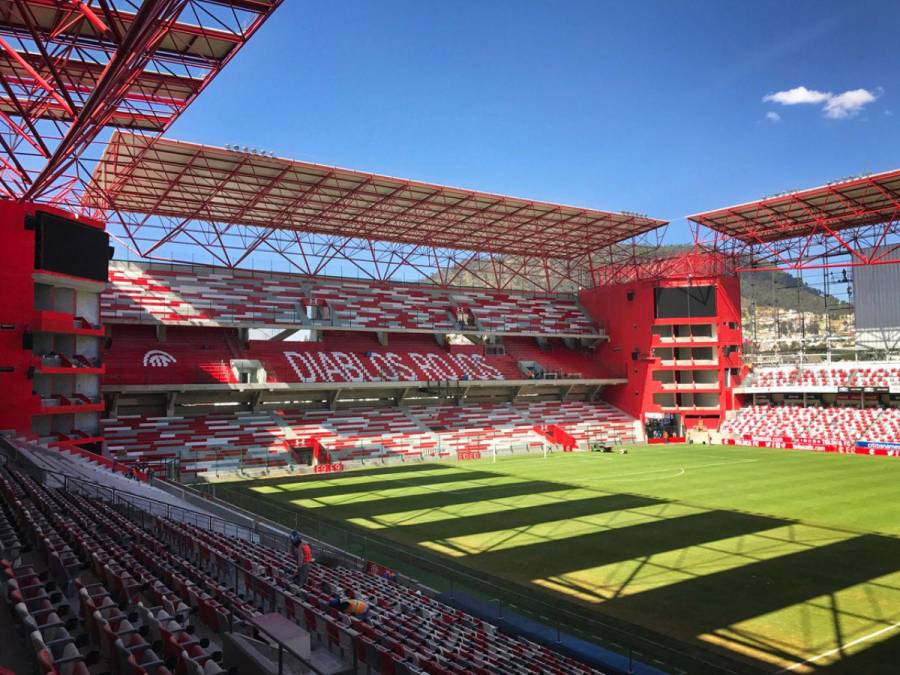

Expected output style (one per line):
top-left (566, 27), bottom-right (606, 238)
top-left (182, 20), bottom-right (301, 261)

top-left (389, 493), bottom-right (663, 543)
top-left (237, 461), bottom-right (461, 487)
top-left (814, 630), bottom-right (900, 673)
top-left (600, 533), bottom-right (900, 669)
top-left (310, 479), bottom-right (573, 519)
top-left (271, 469), bottom-right (510, 500)
top-left (459, 509), bottom-right (787, 579)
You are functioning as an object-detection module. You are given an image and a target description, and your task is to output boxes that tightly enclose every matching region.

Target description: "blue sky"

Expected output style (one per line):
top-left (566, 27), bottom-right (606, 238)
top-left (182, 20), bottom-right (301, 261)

top-left (169, 0), bottom-right (899, 244)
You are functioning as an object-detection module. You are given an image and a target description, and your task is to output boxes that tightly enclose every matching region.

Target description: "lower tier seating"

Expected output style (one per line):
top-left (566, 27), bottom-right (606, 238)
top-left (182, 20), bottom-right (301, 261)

top-left (0, 464), bottom-right (604, 674)
top-left (102, 411), bottom-right (294, 478)
top-left (720, 404), bottom-right (900, 445)
top-left (101, 401), bottom-right (637, 474)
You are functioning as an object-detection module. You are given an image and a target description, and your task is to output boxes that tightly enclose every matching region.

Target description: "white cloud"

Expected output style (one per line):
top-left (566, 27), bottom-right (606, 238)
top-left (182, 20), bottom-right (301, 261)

top-left (763, 86), bottom-right (831, 105)
top-left (823, 88), bottom-right (877, 118)
top-left (765, 111), bottom-right (781, 122)
top-left (762, 85), bottom-right (880, 119)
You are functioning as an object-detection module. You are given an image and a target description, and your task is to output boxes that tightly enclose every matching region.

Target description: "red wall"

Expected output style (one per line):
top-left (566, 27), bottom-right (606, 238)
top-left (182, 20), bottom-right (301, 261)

top-left (0, 201), bottom-right (40, 431)
top-left (579, 273), bottom-right (744, 429)
top-left (0, 201), bottom-right (105, 434)
top-left (579, 281), bottom-right (654, 420)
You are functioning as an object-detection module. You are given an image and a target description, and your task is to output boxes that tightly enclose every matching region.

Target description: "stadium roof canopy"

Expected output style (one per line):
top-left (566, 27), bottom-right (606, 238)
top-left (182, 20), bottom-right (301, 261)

top-left (688, 169), bottom-right (900, 244)
top-left (86, 131), bottom-right (667, 259)
top-left (0, 0), bottom-right (280, 202)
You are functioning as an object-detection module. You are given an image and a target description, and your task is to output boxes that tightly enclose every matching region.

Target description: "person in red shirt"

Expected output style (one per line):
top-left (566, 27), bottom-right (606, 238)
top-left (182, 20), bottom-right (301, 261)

top-left (290, 530), bottom-right (313, 587)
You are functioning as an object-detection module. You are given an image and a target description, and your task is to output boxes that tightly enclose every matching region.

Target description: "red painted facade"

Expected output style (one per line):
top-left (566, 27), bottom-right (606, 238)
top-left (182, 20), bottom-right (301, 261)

top-left (0, 201), bottom-right (42, 432)
top-left (0, 201), bottom-right (106, 441)
top-left (580, 261), bottom-right (745, 430)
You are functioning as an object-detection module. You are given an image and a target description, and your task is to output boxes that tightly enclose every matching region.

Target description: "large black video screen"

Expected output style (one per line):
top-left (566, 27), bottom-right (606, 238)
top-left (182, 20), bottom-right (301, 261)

top-left (654, 285), bottom-right (717, 318)
top-left (34, 212), bottom-right (109, 282)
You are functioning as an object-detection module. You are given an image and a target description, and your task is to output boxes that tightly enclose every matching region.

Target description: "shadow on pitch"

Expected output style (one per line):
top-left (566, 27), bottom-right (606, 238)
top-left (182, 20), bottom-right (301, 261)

top-left (237, 461), bottom-right (463, 487)
top-left (270, 469), bottom-right (511, 500)
top-left (389, 492), bottom-right (664, 543)
top-left (459, 509), bottom-right (787, 578)
top-left (302, 479), bottom-right (574, 518)
top-left (598, 533), bottom-right (900, 668)
top-left (814, 630), bottom-right (900, 673)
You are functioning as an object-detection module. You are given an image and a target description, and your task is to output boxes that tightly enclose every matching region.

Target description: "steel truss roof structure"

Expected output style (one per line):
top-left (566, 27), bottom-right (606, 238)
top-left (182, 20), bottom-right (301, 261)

top-left (83, 131), bottom-right (668, 291)
top-left (688, 170), bottom-right (900, 272)
top-left (0, 0), bottom-right (280, 205)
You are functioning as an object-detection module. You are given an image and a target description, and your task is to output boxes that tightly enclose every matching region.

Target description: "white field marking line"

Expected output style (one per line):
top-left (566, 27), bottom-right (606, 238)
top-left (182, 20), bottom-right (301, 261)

top-left (592, 457), bottom-right (759, 481)
top-left (778, 621), bottom-right (900, 672)
top-left (596, 467), bottom-right (685, 483)
top-left (682, 458), bottom-right (760, 471)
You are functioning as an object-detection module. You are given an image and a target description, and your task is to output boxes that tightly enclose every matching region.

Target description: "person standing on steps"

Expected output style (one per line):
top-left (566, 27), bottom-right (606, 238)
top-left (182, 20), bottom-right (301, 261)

top-left (290, 530), bottom-right (313, 587)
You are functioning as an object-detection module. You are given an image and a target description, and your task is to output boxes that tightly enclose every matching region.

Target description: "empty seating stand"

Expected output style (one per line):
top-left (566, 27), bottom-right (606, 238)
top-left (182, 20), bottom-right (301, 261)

top-left (0, 463), bottom-right (605, 674)
top-left (748, 363), bottom-right (900, 390)
top-left (103, 261), bottom-right (600, 337)
top-left (721, 404), bottom-right (900, 446)
top-left (105, 325), bottom-right (238, 386)
top-left (102, 411), bottom-right (293, 478)
top-left (101, 401), bottom-right (637, 472)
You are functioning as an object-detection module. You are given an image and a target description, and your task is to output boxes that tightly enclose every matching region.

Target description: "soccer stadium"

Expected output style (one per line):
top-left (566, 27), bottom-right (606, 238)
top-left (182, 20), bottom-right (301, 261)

top-left (0, 2), bottom-right (898, 674)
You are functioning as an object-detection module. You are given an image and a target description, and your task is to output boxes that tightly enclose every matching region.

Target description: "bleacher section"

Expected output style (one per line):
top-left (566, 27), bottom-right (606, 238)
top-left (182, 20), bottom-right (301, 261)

top-left (102, 411), bottom-right (294, 477)
top-left (103, 261), bottom-right (600, 337)
top-left (105, 325), bottom-right (238, 386)
top-left (246, 332), bottom-right (522, 384)
top-left (102, 402), bottom-right (637, 475)
top-left (104, 326), bottom-right (611, 386)
top-left (503, 338), bottom-right (603, 380)
top-left (720, 404), bottom-right (900, 446)
top-left (745, 363), bottom-right (900, 391)
top-left (0, 464), bottom-right (605, 675)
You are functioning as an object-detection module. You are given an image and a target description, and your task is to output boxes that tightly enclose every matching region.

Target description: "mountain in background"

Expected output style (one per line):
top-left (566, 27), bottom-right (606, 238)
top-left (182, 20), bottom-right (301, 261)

top-left (435, 244), bottom-right (850, 314)
top-left (739, 268), bottom-right (850, 314)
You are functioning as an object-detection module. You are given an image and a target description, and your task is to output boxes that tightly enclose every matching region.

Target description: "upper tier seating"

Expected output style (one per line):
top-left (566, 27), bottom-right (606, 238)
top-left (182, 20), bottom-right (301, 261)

top-left (104, 326), bottom-right (611, 386)
top-left (102, 401), bottom-right (637, 473)
top-left (0, 464), bottom-right (605, 674)
top-left (103, 261), bottom-right (599, 336)
top-left (104, 325), bottom-right (238, 386)
top-left (460, 290), bottom-right (595, 335)
top-left (502, 337), bottom-right (608, 379)
top-left (748, 363), bottom-right (900, 390)
top-left (720, 404), bottom-right (900, 445)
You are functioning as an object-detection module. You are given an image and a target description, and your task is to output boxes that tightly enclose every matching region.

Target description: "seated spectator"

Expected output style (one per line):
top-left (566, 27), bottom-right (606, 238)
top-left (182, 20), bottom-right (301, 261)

top-left (329, 594), bottom-right (369, 618)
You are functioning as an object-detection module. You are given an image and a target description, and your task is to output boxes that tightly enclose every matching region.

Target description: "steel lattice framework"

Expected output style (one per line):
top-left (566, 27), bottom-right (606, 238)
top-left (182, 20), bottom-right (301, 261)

top-left (0, 0), bottom-right (280, 205)
top-left (81, 131), bottom-right (669, 291)
top-left (688, 169), bottom-right (900, 272)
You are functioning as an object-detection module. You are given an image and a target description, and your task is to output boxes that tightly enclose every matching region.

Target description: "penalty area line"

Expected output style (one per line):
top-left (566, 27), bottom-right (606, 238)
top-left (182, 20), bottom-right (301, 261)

top-left (778, 621), bottom-right (900, 672)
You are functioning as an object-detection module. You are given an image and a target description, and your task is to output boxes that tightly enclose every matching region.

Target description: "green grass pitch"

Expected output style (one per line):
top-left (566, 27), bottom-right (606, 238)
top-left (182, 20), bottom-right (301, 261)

top-left (216, 444), bottom-right (900, 673)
